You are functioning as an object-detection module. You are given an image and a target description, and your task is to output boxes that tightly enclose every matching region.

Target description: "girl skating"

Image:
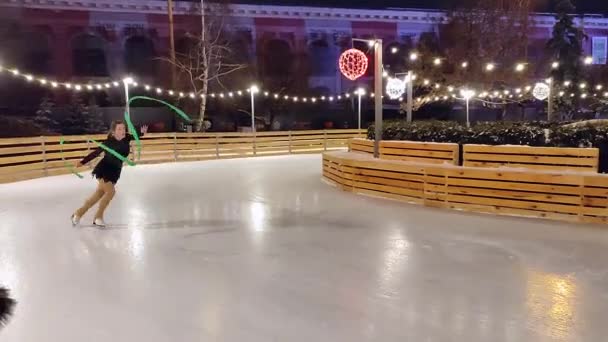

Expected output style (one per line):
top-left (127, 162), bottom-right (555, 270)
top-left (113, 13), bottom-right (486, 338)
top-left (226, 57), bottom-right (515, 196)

top-left (71, 120), bottom-right (147, 227)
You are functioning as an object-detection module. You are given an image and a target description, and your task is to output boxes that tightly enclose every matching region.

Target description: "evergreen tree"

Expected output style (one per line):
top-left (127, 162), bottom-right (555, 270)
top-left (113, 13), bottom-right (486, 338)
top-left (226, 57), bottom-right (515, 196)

top-left (59, 94), bottom-right (88, 135)
top-left (547, 0), bottom-right (587, 120)
top-left (34, 96), bottom-right (59, 133)
top-left (83, 98), bottom-right (107, 133)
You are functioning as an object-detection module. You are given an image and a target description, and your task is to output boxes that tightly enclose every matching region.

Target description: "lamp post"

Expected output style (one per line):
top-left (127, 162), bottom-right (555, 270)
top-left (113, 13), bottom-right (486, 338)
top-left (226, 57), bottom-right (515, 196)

top-left (250, 85), bottom-right (259, 155)
top-left (356, 87), bottom-right (365, 131)
top-left (373, 39), bottom-right (383, 158)
top-left (460, 89), bottom-right (475, 127)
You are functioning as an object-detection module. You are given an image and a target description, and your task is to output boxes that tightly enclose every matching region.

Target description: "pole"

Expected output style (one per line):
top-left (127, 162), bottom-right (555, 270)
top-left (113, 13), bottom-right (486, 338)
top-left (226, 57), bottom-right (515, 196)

top-left (357, 91), bottom-right (362, 131)
top-left (167, 0), bottom-right (176, 89)
top-left (250, 88), bottom-right (256, 155)
top-left (250, 91), bottom-right (255, 133)
top-left (373, 39), bottom-right (383, 158)
top-left (406, 70), bottom-right (413, 122)
top-left (466, 98), bottom-right (470, 128)
top-left (548, 83), bottom-right (553, 121)
top-left (123, 80), bottom-right (130, 118)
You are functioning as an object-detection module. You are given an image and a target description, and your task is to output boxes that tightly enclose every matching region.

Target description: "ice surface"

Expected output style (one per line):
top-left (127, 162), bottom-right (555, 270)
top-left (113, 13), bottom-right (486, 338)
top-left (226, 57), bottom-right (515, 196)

top-left (1, 154), bottom-right (608, 341)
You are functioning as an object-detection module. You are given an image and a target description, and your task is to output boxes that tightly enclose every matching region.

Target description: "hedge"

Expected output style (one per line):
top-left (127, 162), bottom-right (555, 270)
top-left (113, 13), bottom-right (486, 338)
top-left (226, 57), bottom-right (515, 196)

top-left (367, 120), bottom-right (608, 172)
top-left (368, 120), bottom-right (608, 148)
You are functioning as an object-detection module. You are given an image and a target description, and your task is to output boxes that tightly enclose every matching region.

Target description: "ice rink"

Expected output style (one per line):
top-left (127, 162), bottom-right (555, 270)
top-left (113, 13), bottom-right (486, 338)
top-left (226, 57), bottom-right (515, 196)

top-left (2, 154), bottom-right (608, 341)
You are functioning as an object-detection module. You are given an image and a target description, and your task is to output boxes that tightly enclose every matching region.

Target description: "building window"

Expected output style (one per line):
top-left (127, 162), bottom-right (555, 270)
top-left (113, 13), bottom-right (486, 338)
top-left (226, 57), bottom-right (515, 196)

top-left (592, 37), bottom-right (607, 65)
top-left (124, 36), bottom-right (157, 76)
top-left (72, 34), bottom-right (108, 77)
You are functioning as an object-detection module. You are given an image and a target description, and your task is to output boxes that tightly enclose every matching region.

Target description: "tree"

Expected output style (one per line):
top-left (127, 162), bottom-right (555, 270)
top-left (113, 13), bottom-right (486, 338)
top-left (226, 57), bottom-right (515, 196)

top-left (406, 0), bottom-right (532, 118)
top-left (59, 94), bottom-right (88, 135)
top-left (165, 0), bottom-right (247, 131)
top-left (83, 98), bottom-right (107, 133)
top-left (34, 96), bottom-right (59, 133)
top-left (547, 0), bottom-right (587, 120)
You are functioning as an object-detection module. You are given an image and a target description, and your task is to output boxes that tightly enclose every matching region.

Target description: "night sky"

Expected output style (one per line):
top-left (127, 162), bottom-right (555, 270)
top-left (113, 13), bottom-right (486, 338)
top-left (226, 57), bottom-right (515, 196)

top-left (241, 0), bottom-right (608, 14)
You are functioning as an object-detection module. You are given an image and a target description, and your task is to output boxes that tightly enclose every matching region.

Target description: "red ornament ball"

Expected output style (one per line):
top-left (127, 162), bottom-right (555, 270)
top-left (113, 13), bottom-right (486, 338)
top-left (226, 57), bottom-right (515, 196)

top-left (339, 48), bottom-right (369, 81)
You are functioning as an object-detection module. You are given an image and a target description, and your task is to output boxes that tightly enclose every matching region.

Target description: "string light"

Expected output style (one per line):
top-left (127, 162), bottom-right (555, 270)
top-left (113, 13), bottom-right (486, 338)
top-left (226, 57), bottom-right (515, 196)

top-left (515, 63), bottom-right (526, 72)
top-left (433, 58), bottom-right (442, 66)
top-left (485, 63), bottom-right (495, 72)
top-left (584, 56), bottom-right (594, 65)
top-left (551, 61), bottom-right (560, 69)
top-left (409, 52), bottom-right (418, 61)
top-left (461, 61), bottom-right (468, 68)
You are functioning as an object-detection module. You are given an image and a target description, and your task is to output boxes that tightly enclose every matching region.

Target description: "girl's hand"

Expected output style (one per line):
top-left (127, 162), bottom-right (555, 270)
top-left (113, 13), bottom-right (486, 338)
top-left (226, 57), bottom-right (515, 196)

top-left (141, 125), bottom-right (149, 134)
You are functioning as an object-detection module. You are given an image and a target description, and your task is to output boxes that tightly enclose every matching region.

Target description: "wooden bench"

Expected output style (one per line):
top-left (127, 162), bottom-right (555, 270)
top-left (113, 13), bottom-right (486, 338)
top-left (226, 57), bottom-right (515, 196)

top-left (323, 151), bottom-right (608, 225)
top-left (463, 144), bottom-right (599, 172)
top-left (349, 138), bottom-right (459, 165)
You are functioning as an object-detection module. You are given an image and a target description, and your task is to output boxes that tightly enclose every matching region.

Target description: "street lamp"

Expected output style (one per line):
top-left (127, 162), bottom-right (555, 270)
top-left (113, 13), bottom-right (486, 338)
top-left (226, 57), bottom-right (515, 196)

top-left (356, 88), bottom-right (365, 131)
top-left (250, 85), bottom-right (259, 154)
top-left (460, 89), bottom-right (475, 127)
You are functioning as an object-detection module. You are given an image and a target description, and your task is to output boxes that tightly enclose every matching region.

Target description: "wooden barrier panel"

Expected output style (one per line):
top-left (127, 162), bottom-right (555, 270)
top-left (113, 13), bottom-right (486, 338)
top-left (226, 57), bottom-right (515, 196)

top-left (349, 138), bottom-right (459, 165)
top-left (323, 151), bottom-right (608, 225)
top-left (0, 129), bottom-right (365, 184)
top-left (463, 144), bottom-right (599, 172)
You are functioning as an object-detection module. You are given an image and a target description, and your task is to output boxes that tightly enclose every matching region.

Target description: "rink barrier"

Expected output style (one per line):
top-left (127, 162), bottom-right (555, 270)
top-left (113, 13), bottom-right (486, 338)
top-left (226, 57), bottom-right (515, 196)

top-left (349, 139), bottom-right (599, 172)
top-left (0, 129), bottom-right (365, 183)
top-left (463, 144), bottom-right (599, 172)
top-left (323, 151), bottom-right (608, 225)
top-left (349, 138), bottom-right (459, 165)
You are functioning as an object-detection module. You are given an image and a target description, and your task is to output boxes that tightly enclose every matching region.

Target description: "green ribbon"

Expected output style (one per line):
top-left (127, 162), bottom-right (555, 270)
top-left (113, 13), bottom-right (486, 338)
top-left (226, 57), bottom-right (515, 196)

top-left (59, 137), bottom-right (84, 179)
top-left (61, 96), bottom-right (191, 178)
top-left (124, 96), bottom-right (193, 160)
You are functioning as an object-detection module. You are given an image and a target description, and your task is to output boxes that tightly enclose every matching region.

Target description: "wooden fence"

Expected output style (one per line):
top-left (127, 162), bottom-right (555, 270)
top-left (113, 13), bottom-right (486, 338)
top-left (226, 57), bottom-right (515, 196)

top-left (463, 144), bottom-right (599, 172)
top-left (0, 129), bottom-right (365, 184)
top-left (349, 138), bottom-right (460, 165)
top-left (323, 151), bottom-right (608, 225)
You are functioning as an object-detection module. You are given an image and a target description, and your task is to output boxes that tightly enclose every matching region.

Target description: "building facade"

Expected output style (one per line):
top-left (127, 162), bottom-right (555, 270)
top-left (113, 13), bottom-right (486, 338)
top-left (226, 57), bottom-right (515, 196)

top-left (1, 0), bottom-right (607, 95)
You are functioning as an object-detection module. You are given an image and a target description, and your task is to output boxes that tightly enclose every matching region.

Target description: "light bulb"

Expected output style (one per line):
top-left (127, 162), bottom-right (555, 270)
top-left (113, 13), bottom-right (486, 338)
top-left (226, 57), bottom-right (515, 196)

top-left (433, 58), bottom-right (442, 66)
top-left (409, 52), bottom-right (418, 61)
top-left (156, 88), bottom-right (162, 94)
top-left (551, 61), bottom-right (559, 69)
top-left (391, 47), bottom-right (398, 54)
top-left (485, 63), bottom-right (495, 71)
top-left (584, 56), bottom-right (593, 65)
top-left (515, 63), bottom-right (525, 72)
top-left (461, 61), bottom-right (468, 68)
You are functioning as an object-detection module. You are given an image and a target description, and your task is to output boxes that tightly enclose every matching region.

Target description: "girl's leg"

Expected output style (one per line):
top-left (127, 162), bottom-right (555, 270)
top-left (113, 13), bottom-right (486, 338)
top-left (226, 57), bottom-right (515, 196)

top-left (94, 181), bottom-right (116, 221)
top-left (74, 180), bottom-right (105, 217)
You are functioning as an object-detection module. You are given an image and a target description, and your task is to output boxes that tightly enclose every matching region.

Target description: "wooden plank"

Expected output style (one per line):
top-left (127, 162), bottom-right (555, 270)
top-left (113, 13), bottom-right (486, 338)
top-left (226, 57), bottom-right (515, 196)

top-left (380, 147), bottom-right (455, 159)
top-left (0, 145), bottom-right (45, 155)
top-left (353, 180), bottom-right (425, 199)
top-left (464, 144), bottom-right (599, 157)
top-left (438, 193), bottom-right (581, 215)
top-left (0, 153), bottom-right (44, 165)
top-left (441, 168), bottom-right (583, 186)
top-left (352, 174), bottom-right (424, 191)
top-left (446, 177), bottom-right (581, 196)
top-left (464, 153), bottom-right (598, 166)
top-left (355, 188), bottom-right (424, 205)
top-left (380, 154), bottom-right (452, 164)
top-left (382, 140), bottom-right (459, 151)
top-left (464, 161), bottom-right (595, 172)
top-left (438, 184), bottom-right (581, 205)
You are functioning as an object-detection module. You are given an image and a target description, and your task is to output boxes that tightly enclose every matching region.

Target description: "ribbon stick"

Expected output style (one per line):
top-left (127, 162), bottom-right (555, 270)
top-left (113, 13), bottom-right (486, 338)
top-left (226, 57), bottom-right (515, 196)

top-left (59, 137), bottom-right (84, 179)
top-left (123, 96), bottom-right (193, 159)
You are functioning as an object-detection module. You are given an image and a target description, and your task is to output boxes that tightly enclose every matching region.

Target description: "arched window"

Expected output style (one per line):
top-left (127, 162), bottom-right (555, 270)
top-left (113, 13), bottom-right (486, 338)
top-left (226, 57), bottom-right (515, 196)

top-left (309, 40), bottom-right (335, 76)
top-left (124, 36), bottom-right (157, 76)
top-left (72, 34), bottom-right (108, 77)
top-left (263, 39), bottom-right (293, 78)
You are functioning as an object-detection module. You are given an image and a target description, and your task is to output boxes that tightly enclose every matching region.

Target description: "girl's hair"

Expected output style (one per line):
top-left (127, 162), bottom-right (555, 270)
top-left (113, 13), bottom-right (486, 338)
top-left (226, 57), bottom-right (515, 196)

top-left (109, 120), bottom-right (126, 137)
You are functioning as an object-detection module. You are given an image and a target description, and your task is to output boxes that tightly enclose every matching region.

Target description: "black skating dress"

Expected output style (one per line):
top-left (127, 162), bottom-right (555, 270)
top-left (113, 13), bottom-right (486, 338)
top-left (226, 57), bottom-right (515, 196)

top-left (80, 133), bottom-right (140, 184)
